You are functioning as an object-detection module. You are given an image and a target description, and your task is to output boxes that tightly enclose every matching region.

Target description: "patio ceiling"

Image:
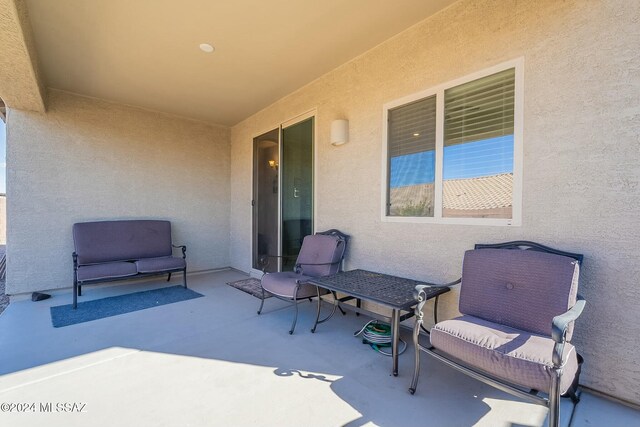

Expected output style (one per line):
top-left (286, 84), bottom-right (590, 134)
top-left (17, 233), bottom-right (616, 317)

top-left (23, 0), bottom-right (459, 125)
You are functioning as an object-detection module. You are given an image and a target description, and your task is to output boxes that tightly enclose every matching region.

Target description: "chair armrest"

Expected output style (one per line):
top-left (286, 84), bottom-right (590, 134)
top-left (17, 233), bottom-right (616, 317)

top-left (552, 296), bottom-right (586, 343)
top-left (72, 252), bottom-right (78, 269)
top-left (295, 260), bottom-right (342, 275)
top-left (297, 261), bottom-right (339, 266)
top-left (258, 254), bottom-right (297, 273)
top-left (172, 244), bottom-right (187, 259)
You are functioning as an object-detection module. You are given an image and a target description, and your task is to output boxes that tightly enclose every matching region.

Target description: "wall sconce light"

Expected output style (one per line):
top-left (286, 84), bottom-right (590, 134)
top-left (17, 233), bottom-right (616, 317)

top-left (331, 119), bottom-right (349, 146)
top-left (268, 159), bottom-right (278, 170)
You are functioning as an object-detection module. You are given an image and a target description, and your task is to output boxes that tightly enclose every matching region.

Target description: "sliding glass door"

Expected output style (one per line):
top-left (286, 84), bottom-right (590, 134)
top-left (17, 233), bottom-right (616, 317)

top-left (252, 117), bottom-right (314, 273)
top-left (281, 117), bottom-right (314, 271)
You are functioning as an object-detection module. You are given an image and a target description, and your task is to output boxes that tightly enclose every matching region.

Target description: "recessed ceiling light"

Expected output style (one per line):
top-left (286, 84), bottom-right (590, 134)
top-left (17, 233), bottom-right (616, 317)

top-left (199, 43), bottom-right (215, 53)
top-left (413, 133), bottom-right (420, 136)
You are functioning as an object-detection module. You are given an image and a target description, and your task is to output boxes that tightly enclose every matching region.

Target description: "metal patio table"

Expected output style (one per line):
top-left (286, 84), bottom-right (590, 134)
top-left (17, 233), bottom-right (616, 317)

top-left (309, 269), bottom-right (451, 376)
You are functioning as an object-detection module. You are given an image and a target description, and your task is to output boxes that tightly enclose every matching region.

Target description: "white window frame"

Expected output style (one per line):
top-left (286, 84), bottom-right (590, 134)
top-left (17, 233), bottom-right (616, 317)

top-left (381, 57), bottom-right (524, 226)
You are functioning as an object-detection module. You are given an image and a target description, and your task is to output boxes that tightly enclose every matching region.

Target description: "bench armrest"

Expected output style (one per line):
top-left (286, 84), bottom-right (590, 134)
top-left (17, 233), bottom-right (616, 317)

top-left (414, 278), bottom-right (461, 302)
top-left (413, 278), bottom-right (461, 327)
top-left (172, 244), bottom-right (187, 259)
top-left (552, 296), bottom-right (586, 343)
top-left (551, 295), bottom-right (586, 366)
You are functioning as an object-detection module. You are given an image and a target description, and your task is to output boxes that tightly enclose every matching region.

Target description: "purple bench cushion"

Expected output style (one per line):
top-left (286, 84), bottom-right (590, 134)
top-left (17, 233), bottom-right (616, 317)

top-left (136, 256), bottom-right (185, 274)
top-left (262, 271), bottom-right (329, 299)
top-left (459, 248), bottom-right (580, 339)
top-left (77, 262), bottom-right (138, 282)
top-left (431, 315), bottom-right (579, 394)
top-left (73, 220), bottom-right (173, 265)
top-left (295, 234), bottom-right (345, 277)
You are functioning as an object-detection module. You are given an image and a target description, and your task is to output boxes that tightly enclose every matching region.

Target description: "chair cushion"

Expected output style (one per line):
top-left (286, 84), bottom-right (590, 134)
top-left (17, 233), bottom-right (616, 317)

top-left (261, 271), bottom-right (329, 299)
top-left (295, 234), bottom-right (346, 277)
top-left (77, 262), bottom-right (137, 282)
top-left (135, 256), bottom-right (186, 273)
top-left (73, 220), bottom-right (173, 265)
top-left (459, 248), bottom-right (580, 339)
top-left (430, 315), bottom-right (579, 394)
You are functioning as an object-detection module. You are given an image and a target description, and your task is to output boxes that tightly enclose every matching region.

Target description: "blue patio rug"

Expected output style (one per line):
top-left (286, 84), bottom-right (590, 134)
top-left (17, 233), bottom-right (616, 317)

top-left (50, 285), bottom-right (203, 328)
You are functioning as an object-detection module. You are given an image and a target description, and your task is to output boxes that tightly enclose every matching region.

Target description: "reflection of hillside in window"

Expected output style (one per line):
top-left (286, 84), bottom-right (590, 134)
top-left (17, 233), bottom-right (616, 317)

top-left (387, 95), bottom-right (436, 217)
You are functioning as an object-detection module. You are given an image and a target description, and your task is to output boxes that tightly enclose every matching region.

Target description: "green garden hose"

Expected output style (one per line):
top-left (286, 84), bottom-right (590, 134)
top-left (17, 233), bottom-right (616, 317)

top-left (354, 320), bottom-right (407, 356)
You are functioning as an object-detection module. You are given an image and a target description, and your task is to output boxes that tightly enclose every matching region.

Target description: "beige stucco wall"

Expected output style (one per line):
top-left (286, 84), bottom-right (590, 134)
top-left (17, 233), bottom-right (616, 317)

top-left (6, 89), bottom-right (230, 294)
top-left (230, 0), bottom-right (640, 404)
top-left (0, 0), bottom-right (46, 112)
top-left (0, 195), bottom-right (5, 245)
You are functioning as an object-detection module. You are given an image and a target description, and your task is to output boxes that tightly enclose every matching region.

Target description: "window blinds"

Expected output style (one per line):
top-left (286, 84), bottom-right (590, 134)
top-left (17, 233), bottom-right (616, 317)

top-left (388, 95), bottom-right (437, 158)
top-left (444, 68), bottom-right (515, 147)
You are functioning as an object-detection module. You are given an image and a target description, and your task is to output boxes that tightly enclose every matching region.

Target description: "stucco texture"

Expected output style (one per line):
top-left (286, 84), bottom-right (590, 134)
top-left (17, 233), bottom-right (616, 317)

top-left (0, 0), bottom-right (46, 111)
top-left (0, 196), bottom-right (6, 244)
top-left (7, 90), bottom-right (230, 294)
top-left (230, 0), bottom-right (640, 404)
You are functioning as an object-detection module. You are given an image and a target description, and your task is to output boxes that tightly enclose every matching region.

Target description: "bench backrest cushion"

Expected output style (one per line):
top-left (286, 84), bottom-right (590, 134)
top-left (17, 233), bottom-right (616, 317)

top-left (73, 220), bottom-right (172, 265)
top-left (459, 248), bottom-right (579, 339)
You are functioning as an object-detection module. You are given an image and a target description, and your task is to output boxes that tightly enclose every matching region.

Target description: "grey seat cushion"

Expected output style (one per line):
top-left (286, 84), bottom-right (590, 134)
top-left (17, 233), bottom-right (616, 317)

top-left (261, 271), bottom-right (329, 299)
top-left (430, 315), bottom-right (579, 394)
top-left (135, 256), bottom-right (186, 273)
top-left (77, 262), bottom-right (138, 282)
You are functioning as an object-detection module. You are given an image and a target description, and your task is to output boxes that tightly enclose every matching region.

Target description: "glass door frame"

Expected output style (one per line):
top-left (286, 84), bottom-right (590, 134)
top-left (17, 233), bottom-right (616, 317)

top-left (250, 109), bottom-right (317, 277)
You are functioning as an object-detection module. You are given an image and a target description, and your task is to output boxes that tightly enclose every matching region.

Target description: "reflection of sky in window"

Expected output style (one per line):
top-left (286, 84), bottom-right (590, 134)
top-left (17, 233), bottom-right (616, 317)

top-left (390, 135), bottom-right (513, 187)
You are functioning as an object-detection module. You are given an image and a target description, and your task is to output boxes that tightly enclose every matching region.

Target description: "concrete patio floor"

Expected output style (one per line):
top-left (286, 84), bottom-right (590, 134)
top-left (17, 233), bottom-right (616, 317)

top-left (0, 270), bottom-right (638, 427)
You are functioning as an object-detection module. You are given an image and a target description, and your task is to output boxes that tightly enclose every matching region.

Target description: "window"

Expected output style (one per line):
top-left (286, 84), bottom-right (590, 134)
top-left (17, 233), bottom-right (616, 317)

top-left (382, 59), bottom-right (523, 226)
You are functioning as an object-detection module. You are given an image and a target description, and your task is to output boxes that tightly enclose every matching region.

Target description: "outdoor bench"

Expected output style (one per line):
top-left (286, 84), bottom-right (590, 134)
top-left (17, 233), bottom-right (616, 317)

top-left (72, 220), bottom-right (187, 308)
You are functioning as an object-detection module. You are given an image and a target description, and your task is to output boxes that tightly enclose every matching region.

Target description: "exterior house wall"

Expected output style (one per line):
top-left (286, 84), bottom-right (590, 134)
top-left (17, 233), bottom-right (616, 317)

top-left (6, 89), bottom-right (231, 294)
top-left (230, 0), bottom-right (640, 404)
top-left (0, 195), bottom-right (5, 244)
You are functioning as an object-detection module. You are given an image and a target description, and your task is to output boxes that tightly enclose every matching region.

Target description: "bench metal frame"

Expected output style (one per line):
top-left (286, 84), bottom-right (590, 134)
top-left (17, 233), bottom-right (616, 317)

top-left (72, 244), bottom-right (187, 309)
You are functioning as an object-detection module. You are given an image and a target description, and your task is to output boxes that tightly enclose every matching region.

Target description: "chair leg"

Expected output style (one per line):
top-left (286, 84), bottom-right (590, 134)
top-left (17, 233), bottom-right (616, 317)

top-left (548, 369), bottom-right (561, 427)
top-left (409, 314), bottom-right (424, 394)
top-left (312, 290), bottom-right (338, 333)
top-left (257, 286), bottom-right (266, 315)
top-left (312, 288), bottom-right (323, 333)
top-left (182, 269), bottom-right (187, 288)
top-left (77, 284), bottom-right (82, 296)
top-left (167, 272), bottom-right (172, 282)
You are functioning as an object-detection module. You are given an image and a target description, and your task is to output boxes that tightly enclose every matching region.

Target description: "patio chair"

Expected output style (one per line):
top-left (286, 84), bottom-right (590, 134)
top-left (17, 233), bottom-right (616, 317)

top-left (410, 241), bottom-right (585, 427)
top-left (257, 229), bottom-right (349, 334)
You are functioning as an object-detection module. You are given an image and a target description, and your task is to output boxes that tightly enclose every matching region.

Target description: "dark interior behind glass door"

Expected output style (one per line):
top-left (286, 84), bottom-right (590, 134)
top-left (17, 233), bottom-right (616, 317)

top-left (281, 118), bottom-right (314, 271)
top-left (252, 129), bottom-right (279, 272)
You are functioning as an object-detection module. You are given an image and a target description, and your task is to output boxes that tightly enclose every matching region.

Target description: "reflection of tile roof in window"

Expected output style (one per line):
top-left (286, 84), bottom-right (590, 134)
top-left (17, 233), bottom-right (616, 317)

top-left (444, 173), bottom-right (512, 210)
top-left (390, 173), bottom-right (512, 211)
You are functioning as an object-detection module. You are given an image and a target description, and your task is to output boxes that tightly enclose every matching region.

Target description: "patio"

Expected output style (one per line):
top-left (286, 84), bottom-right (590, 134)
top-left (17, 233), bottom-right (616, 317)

top-left (0, 270), bottom-right (637, 427)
